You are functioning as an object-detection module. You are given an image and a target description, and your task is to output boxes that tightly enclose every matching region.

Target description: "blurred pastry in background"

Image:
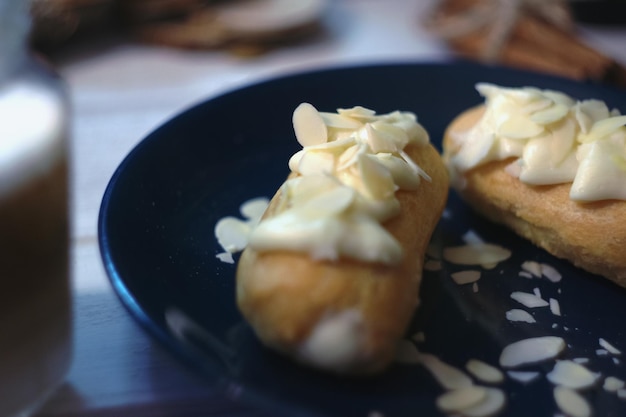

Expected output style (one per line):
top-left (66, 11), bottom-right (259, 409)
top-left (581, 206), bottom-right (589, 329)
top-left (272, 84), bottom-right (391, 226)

top-left (30, 0), bottom-right (116, 51)
top-left (29, 0), bottom-right (328, 56)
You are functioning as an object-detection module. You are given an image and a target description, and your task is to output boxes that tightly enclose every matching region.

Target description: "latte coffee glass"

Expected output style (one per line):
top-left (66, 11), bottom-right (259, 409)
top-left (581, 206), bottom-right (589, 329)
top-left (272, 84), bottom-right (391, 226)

top-left (0, 2), bottom-right (73, 416)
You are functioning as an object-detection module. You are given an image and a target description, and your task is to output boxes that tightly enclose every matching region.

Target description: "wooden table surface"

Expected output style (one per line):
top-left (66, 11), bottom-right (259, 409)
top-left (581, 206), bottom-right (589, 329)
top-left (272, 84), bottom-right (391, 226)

top-left (33, 1), bottom-right (626, 416)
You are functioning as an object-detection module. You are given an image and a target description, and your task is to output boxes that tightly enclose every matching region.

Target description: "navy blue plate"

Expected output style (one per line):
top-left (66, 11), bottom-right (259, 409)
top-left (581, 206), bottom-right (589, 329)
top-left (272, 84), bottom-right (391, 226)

top-left (99, 62), bottom-right (626, 417)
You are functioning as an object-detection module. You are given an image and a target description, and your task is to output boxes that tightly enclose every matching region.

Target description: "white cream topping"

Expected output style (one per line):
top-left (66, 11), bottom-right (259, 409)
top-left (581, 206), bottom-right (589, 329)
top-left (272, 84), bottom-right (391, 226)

top-left (0, 80), bottom-right (65, 198)
top-left (297, 309), bottom-right (366, 371)
top-left (449, 83), bottom-right (626, 202)
top-left (248, 103), bottom-right (430, 264)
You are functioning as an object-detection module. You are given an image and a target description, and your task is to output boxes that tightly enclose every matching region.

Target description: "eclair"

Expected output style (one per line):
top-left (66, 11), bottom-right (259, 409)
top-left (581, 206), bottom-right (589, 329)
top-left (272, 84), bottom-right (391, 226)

top-left (236, 103), bottom-right (448, 374)
top-left (443, 83), bottom-right (626, 286)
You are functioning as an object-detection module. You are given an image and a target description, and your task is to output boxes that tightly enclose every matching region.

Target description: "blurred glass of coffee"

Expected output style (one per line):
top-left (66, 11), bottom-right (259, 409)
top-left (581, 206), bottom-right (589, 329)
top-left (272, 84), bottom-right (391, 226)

top-left (0, 1), bottom-right (72, 416)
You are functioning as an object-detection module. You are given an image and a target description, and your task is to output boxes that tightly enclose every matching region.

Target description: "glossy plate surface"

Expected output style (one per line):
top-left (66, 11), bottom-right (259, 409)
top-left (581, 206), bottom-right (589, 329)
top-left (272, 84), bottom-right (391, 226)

top-left (99, 62), bottom-right (626, 417)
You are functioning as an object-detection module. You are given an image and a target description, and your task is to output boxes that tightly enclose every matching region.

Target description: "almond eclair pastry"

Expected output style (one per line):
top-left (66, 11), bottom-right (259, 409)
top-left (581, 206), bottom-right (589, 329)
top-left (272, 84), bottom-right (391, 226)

top-left (444, 83), bottom-right (626, 286)
top-left (236, 103), bottom-right (448, 374)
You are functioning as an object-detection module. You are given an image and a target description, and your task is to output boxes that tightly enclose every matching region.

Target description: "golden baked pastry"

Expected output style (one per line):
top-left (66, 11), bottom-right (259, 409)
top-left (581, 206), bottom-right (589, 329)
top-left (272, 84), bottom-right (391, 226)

top-left (443, 83), bottom-right (626, 286)
top-left (236, 104), bottom-right (448, 374)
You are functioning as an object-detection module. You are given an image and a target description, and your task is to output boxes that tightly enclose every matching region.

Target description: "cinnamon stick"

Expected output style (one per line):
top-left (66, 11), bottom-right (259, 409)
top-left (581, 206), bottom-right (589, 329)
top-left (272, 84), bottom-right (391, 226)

top-left (426, 0), bottom-right (626, 88)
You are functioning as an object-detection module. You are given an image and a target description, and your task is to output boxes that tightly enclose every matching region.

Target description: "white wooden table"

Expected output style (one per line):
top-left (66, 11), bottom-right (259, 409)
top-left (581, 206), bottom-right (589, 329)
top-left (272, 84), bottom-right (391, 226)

top-left (34, 1), bottom-right (626, 416)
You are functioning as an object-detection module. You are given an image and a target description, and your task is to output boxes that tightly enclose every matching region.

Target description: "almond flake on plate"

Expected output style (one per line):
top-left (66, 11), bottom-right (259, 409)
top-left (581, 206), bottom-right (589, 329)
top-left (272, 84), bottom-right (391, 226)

top-left (462, 387), bottom-right (507, 417)
top-left (554, 386), bottom-right (592, 417)
top-left (436, 386), bottom-right (488, 413)
top-left (462, 229), bottom-right (485, 245)
top-left (507, 371), bottom-right (541, 384)
top-left (451, 270), bottom-right (481, 285)
top-left (423, 259), bottom-right (442, 271)
top-left (510, 291), bottom-right (549, 308)
top-left (604, 376), bottom-right (625, 392)
top-left (521, 260), bottom-right (542, 277)
top-left (541, 263), bottom-right (562, 282)
top-left (549, 298), bottom-right (562, 316)
top-left (546, 360), bottom-right (599, 389)
top-left (466, 359), bottom-right (504, 384)
top-left (506, 309), bottom-right (536, 323)
top-left (500, 336), bottom-right (566, 368)
top-left (599, 338), bottom-right (622, 355)
top-left (418, 352), bottom-right (473, 390)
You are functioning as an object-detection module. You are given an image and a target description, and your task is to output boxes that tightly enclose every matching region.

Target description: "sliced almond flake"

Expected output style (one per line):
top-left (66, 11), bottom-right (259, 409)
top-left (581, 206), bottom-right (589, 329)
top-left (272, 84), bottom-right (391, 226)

top-left (462, 387), bottom-right (507, 417)
top-left (596, 349), bottom-right (609, 356)
top-left (599, 338), bottom-right (622, 355)
top-left (462, 229), bottom-right (485, 245)
top-left (530, 102), bottom-right (569, 125)
top-left (572, 358), bottom-right (590, 364)
top-left (497, 113), bottom-right (544, 139)
top-left (216, 252), bottom-right (235, 264)
top-left (451, 270), bottom-right (481, 285)
top-left (510, 291), bottom-right (549, 308)
top-left (547, 360), bottom-right (599, 389)
top-left (554, 386), bottom-right (592, 417)
top-left (500, 336), bottom-right (565, 368)
top-left (337, 106), bottom-right (376, 121)
top-left (295, 149), bottom-right (336, 176)
top-left (613, 357), bottom-right (621, 365)
top-left (215, 217), bottom-right (254, 253)
top-left (507, 371), bottom-right (541, 384)
top-left (617, 389), bottom-right (626, 399)
top-left (604, 376), bottom-right (625, 392)
top-left (576, 105), bottom-right (593, 134)
top-left (356, 153), bottom-right (396, 200)
top-left (466, 359), bottom-right (504, 384)
top-left (506, 309), bottom-right (536, 323)
top-left (521, 260), bottom-right (542, 277)
top-left (365, 124), bottom-right (400, 153)
top-left (579, 115), bottom-right (626, 143)
top-left (541, 263), bottom-right (562, 282)
top-left (299, 185), bottom-right (355, 216)
top-left (418, 352), bottom-right (474, 390)
top-left (423, 259), bottom-right (442, 272)
top-left (522, 96), bottom-right (552, 114)
top-left (472, 282), bottom-right (479, 293)
top-left (533, 287), bottom-right (542, 298)
top-left (443, 244), bottom-right (512, 267)
top-left (436, 386), bottom-right (488, 413)
top-left (292, 103), bottom-right (328, 146)
top-left (519, 271), bottom-right (534, 279)
top-left (394, 339), bottom-right (421, 364)
top-left (319, 111), bottom-right (363, 130)
top-left (240, 197), bottom-right (270, 219)
top-left (550, 298), bottom-right (562, 316)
